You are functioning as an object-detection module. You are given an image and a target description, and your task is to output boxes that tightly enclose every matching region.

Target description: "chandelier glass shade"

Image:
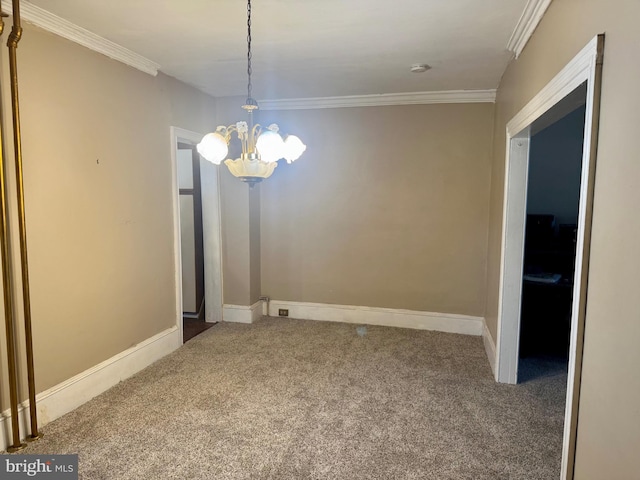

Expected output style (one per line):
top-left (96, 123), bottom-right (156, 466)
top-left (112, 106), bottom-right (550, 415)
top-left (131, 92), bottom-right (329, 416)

top-left (197, 0), bottom-right (306, 186)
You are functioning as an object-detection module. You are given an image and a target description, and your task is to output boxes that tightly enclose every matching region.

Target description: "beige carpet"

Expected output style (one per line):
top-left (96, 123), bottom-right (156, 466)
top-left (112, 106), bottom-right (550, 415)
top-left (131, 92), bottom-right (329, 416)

top-left (18, 317), bottom-right (566, 479)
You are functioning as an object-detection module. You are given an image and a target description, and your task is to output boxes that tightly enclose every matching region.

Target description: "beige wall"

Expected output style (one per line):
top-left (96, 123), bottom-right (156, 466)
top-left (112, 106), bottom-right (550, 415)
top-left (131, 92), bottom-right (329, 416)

top-left (259, 104), bottom-right (494, 316)
top-left (485, 1), bottom-right (640, 478)
top-left (220, 168), bottom-right (251, 305)
top-left (0, 24), bottom-right (216, 407)
top-left (219, 173), bottom-right (261, 307)
top-left (249, 186), bottom-right (261, 304)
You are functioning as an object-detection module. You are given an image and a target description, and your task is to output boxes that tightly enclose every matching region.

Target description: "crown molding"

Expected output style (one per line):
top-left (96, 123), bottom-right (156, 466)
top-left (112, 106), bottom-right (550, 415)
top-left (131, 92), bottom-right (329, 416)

top-left (507, 0), bottom-right (553, 58)
top-left (258, 89), bottom-right (497, 111)
top-left (0, 0), bottom-right (160, 76)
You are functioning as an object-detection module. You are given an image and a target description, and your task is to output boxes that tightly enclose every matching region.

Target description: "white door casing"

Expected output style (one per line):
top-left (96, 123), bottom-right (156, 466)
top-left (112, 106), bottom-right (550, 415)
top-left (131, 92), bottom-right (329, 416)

top-left (170, 127), bottom-right (224, 342)
top-left (495, 35), bottom-right (604, 480)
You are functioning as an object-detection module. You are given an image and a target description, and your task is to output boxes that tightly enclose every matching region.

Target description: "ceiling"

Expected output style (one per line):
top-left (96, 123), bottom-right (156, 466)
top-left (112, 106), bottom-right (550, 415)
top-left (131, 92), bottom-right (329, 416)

top-left (26, 0), bottom-right (531, 100)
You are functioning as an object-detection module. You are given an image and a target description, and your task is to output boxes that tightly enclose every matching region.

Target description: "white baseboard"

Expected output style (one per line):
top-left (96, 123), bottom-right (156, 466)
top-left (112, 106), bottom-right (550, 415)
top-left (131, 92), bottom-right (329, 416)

top-left (0, 326), bottom-right (180, 451)
top-left (251, 301), bottom-right (263, 323)
top-left (267, 300), bottom-right (484, 336)
top-left (482, 319), bottom-right (497, 376)
top-left (223, 301), bottom-right (263, 324)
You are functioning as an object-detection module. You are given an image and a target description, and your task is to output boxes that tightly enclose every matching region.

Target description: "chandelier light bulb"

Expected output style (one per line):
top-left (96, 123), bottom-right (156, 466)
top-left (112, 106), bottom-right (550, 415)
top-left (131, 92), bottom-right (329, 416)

top-left (283, 135), bottom-right (306, 163)
top-left (197, 132), bottom-right (228, 165)
top-left (256, 128), bottom-right (285, 164)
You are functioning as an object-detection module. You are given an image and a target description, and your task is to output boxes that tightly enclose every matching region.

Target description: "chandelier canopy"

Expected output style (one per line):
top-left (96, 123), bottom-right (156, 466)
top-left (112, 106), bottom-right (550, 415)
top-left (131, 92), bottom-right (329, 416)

top-left (197, 0), bottom-right (306, 186)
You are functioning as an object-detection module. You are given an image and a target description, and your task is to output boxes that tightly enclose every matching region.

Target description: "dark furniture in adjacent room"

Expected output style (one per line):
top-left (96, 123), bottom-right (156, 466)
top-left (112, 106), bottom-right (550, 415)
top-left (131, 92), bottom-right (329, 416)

top-left (519, 214), bottom-right (577, 358)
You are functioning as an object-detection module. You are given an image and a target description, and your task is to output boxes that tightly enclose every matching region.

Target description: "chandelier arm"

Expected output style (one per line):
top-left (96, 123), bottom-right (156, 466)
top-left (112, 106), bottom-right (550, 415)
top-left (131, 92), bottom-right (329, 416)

top-left (250, 123), bottom-right (262, 150)
top-left (241, 134), bottom-right (248, 156)
top-left (222, 125), bottom-right (237, 142)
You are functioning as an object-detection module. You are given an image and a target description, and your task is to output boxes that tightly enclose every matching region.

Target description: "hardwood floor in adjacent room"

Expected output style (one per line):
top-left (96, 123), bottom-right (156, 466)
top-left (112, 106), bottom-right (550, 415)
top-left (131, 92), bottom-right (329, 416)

top-left (183, 318), bottom-right (215, 342)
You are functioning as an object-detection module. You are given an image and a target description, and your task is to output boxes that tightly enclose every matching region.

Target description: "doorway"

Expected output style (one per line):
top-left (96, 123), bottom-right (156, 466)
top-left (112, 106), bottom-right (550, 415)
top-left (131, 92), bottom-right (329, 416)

top-left (170, 127), bottom-right (224, 344)
top-left (495, 35), bottom-right (603, 480)
top-left (177, 143), bottom-right (208, 339)
top-left (518, 88), bottom-right (586, 382)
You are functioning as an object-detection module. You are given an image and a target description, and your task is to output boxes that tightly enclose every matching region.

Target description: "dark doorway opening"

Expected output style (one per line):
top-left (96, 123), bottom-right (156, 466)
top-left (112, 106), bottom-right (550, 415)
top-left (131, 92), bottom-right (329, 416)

top-left (518, 85), bottom-right (587, 382)
top-left (178, 143), bottom-right (208, 342)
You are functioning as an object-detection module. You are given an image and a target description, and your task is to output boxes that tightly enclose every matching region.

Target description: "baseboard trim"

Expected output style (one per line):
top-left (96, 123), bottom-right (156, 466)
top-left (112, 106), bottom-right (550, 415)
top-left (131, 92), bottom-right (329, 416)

top-left (250, 301), bottom-right (263, 323)
top-left (267, 300), bottom-right (483, 336)
top-left (0, 326), bottom-right (180, 451)
top-left (482, 320), bottom-right (497, 376)
top-left (223, 302), bottom-right (263, 324)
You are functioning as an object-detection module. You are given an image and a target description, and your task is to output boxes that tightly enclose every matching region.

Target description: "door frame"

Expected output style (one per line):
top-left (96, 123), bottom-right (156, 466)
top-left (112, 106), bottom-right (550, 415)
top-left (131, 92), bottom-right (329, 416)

top-left (495, 35), bottom-right (604, 480)
top-left (170, 127), bottom-right (224, 343)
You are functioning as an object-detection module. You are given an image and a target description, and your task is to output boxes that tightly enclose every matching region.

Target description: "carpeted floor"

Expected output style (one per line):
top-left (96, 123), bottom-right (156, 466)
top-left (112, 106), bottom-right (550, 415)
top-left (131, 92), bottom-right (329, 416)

top-left (18, 317), bottom-right (567, 479)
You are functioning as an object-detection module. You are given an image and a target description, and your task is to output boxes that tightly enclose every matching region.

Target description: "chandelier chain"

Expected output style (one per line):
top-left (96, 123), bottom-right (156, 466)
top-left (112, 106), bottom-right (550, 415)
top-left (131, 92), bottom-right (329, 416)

top-left (246, 0), bottom-right (252, 100)
top-left (196, 0), bottom-right (305, 186)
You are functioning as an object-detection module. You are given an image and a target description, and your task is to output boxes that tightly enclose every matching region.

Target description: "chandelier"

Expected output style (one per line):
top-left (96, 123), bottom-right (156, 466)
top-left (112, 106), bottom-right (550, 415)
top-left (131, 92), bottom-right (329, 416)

top-left (197, 0), bottom-right (306, 186)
